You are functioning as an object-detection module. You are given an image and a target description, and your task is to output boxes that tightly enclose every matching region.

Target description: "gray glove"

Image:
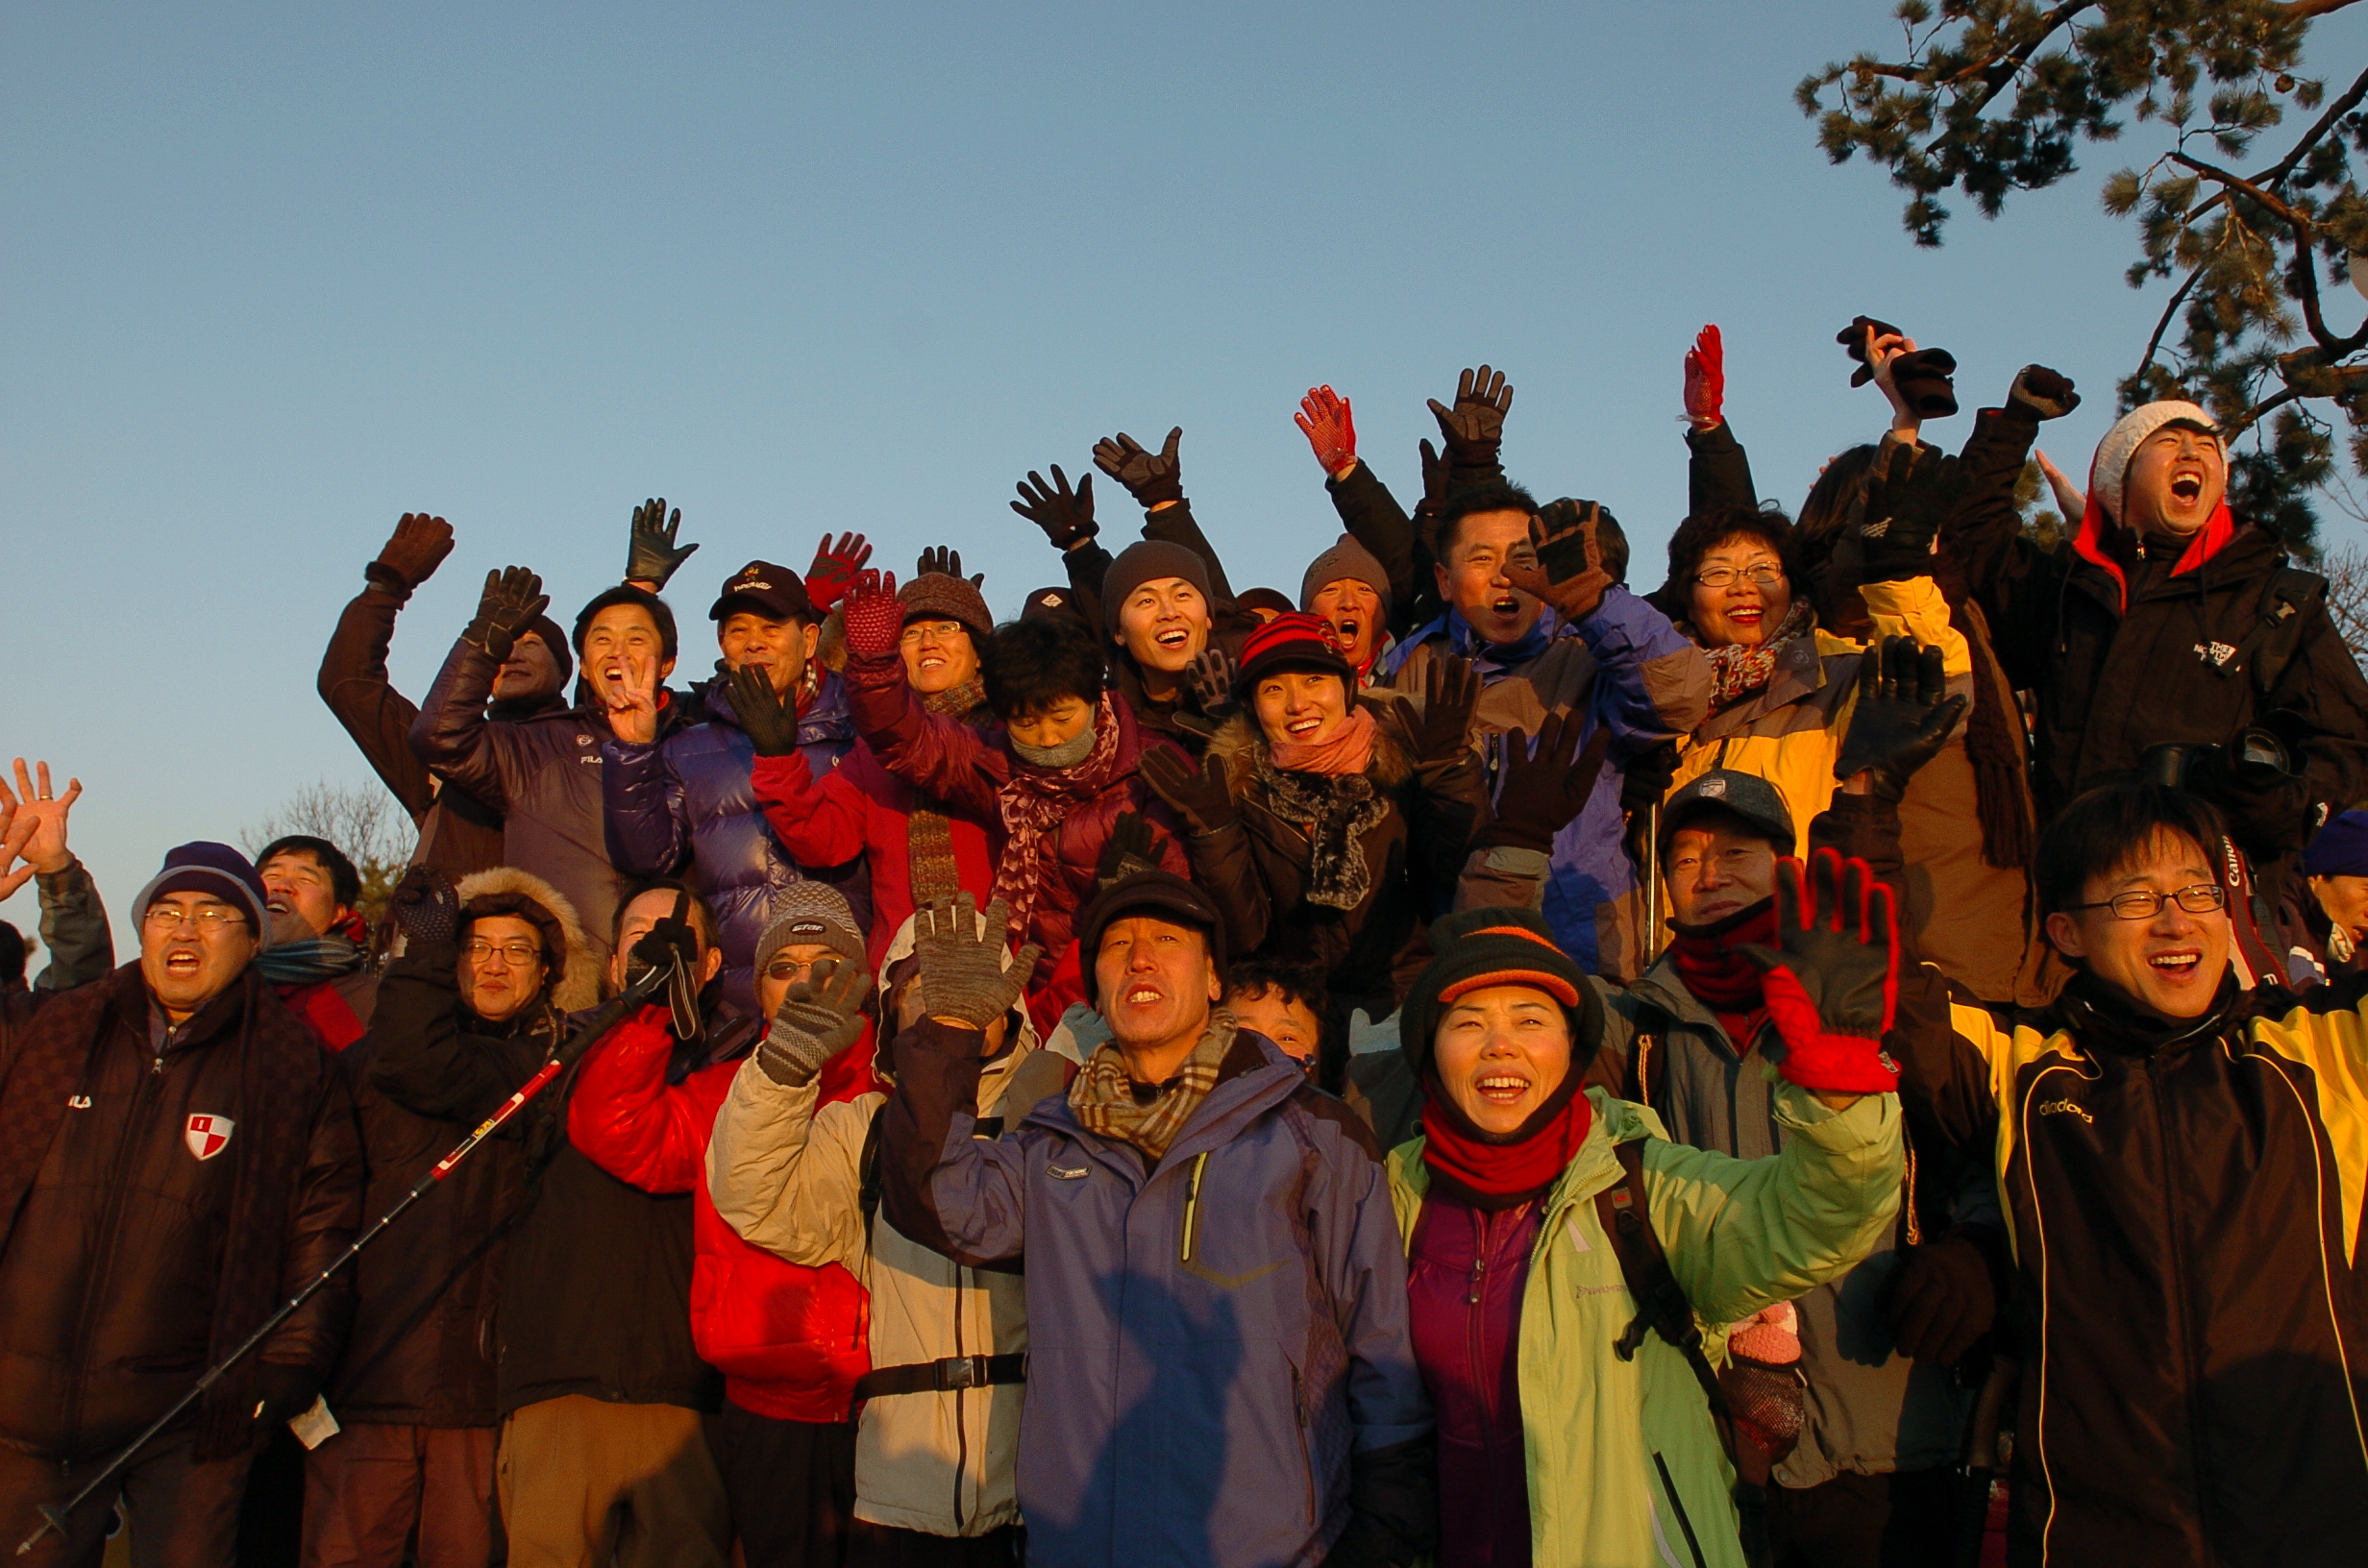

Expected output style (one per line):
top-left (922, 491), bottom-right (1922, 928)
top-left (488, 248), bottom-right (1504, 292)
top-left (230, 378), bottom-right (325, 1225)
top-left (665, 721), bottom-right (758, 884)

top-left (913, 894), bottom-right (1040, 1030)
top-left (756, 957), bottom-right (873, 1087)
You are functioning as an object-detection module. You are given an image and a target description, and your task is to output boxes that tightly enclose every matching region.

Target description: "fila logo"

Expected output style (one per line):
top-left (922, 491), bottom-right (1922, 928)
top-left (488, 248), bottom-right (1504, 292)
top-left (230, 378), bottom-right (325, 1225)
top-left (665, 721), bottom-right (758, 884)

top-left (67, 1094), bottom-right (91, 1110)
top-left (185, 1114), bottom-right (235, 1161)
top-left (2035, 1098), bottom-right (2094, 1125)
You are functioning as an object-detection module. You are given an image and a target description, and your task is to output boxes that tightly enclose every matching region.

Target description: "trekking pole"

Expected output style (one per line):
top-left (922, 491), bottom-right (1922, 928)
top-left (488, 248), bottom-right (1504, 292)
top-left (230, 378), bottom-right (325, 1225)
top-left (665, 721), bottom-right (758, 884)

top-left (1643, 801), bottom-right (1665, 964)
top-left (13, 968), bottom-right (667, 1556)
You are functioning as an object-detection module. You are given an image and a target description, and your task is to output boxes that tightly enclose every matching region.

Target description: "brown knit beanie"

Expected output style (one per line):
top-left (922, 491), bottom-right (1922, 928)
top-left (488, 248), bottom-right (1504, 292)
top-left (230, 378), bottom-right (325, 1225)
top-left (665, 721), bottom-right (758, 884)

top-left (1101, 542), bottom-right (1212, 633)
top-left (899, 573), bottom-right (995, 646)
top-left (1298, 533), bottom-right (1393, 614)
top-left (1398, 906), bottom-right (1601, 1083)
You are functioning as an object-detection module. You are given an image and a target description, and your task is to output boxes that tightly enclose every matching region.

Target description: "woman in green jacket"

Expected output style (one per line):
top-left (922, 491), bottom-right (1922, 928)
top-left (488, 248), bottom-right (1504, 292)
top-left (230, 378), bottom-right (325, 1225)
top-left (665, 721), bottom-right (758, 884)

top-left (1388, 883), bottom-right (1904, 1568)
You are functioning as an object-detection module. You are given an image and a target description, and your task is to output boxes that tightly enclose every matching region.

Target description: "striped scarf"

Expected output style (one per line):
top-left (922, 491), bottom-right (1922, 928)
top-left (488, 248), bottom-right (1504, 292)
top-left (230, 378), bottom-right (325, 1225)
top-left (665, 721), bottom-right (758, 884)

top-left (991, 695), bottom-right (1123, 943)
top-left (1068, 1012), bottom-right (1236, 1162)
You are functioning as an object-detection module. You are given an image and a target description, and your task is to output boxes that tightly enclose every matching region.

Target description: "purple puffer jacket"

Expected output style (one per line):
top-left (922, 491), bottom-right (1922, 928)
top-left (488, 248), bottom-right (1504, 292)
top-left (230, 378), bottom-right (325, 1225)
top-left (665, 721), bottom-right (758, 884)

top-left (1406, 1194), bottom-right (1545, 1568)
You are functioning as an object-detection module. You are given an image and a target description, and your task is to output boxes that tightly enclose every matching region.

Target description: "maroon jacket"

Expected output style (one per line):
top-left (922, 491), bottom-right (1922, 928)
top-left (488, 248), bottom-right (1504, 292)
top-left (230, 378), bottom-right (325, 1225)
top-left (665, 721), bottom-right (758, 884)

top-left (840, 648), bottom-right (1190, 981)
top-left (1406, 1193), bottom-right (1543, 1568)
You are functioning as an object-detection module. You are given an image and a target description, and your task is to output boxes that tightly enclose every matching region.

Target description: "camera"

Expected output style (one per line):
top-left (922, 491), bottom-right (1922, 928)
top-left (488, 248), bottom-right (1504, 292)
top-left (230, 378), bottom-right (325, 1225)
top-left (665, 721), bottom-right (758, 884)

top-left (2141, 728), bottom-right (2297, 793)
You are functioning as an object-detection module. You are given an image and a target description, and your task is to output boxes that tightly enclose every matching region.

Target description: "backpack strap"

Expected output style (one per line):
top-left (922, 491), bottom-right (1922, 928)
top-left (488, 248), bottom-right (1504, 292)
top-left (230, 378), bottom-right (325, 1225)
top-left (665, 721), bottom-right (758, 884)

top-left (1593, 1139), bottom-right (1731, 1433)
top-left (2210, 565), bottom-right (2325, 697)
top-left (857, 1099), bottom-right (887, 1239)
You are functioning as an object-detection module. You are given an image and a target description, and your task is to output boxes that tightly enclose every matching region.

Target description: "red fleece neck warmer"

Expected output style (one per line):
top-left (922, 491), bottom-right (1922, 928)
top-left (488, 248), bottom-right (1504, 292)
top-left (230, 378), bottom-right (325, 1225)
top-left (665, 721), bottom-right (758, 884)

top-left (1420, 1073), bottom-right (1592, 1209)
top-left (1668, 899), bottom-right (1777, 1043)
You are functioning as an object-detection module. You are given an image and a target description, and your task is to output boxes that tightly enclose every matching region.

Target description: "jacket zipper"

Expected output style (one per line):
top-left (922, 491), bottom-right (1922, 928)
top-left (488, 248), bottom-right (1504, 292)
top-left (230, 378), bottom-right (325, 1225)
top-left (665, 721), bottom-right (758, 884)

top-left (1291, 1362), bottom-right (1316, 1526)
top-left (1652, 1450), bottom-right (1710, 1568)
top-left (1179, 1151), bottom-right (1210, 1262)
top-left (2150, 1054), bottom-right (2215, 1538)
top-left (950, 1265), bottom-right (969, 1531)
top-left (66, 1049), bottom-right (169, 1451)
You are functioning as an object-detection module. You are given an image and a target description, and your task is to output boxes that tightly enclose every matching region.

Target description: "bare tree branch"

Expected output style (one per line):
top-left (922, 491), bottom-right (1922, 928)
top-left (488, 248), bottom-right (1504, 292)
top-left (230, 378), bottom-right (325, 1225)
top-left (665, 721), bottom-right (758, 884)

top-left (2280, 0), bottom-right (2367, 23)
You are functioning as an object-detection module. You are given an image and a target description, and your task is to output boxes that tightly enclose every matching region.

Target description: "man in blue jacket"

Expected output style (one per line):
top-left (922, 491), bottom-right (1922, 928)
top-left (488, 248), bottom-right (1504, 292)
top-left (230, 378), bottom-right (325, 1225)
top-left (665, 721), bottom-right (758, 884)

top-left (603, 559), bottom-right (867, 1013)
top-left (878, 881), bottom-right (1435, 1568)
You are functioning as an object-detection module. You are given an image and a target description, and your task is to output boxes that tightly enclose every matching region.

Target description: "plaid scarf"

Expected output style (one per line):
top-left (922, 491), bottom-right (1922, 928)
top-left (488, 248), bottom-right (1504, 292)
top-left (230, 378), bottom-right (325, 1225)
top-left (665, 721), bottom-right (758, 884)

top-left (1695, 600), bottom-right (1815, 709)
top-left (992, 694), bottom-right (1124, 942)
top-left (1068, 1011), bottom-right (1237, 1162)
top-left (1253, 745), bottom-right (1389, 911)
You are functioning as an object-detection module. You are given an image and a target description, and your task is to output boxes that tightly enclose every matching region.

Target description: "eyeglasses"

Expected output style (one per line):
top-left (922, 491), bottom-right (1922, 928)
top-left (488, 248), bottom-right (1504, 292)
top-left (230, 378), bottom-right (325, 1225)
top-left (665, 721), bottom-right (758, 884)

top-left (900, 621), bottom-right (966, 645)
top-left (765, 956), bottom-right (830, 981)
top-left (2063, 884), bottom-right (2227, 920)
top-left (1694, 564), bottom-right (1786, 590)
top-left (465, 940), bottom-right (543, 968)
top-left (143, 905), bottom-right (248, 933)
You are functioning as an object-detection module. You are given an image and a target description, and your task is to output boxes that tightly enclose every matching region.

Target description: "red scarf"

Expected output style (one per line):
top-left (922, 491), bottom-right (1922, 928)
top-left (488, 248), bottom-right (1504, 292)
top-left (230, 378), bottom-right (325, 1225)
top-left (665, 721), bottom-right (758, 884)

top-left (1667, 899), bottom-right (1777, 1047)
top-left (1420, 1075), bottom-right (1592, 1208)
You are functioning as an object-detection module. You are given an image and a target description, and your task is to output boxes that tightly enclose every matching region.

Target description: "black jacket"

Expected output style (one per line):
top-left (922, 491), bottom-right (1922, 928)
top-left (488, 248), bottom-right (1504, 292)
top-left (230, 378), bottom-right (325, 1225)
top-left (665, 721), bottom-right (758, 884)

top-left (1949, 406), bottom-right (2368, 865)
top-left (370, 981), bottom-right (724, 1418)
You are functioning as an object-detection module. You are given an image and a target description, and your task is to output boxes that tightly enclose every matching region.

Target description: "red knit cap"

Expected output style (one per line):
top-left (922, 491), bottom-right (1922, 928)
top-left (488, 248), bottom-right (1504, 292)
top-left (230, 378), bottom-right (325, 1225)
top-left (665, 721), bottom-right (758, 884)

top-left (1234, 611), bottom-right (1357, 696)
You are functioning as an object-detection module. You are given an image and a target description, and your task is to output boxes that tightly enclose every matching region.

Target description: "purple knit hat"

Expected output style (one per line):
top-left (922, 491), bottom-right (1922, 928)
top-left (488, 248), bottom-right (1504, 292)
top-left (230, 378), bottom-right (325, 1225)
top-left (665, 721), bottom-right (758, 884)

top-left (133, 842), bottom-right (275, 949)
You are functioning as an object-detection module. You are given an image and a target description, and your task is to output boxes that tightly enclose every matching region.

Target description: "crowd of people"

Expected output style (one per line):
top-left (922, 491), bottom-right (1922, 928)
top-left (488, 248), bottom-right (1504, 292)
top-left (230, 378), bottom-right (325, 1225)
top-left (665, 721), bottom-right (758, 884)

top-left (6, 322), bottom-right (2368, 1568)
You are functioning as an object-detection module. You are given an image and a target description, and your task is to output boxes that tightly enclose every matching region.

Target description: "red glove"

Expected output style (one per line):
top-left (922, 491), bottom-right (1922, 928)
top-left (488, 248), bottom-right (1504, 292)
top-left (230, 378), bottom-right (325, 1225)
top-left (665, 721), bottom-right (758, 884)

top-left (841, 569), bottom-right (903, 660)
top-left (805, 532), bottom-right (874, 612)
top-left (1742, 849), bottom-right (1901, 1094)
top-left (1295, 385), bottom-right (1358, 477)
top-left (1684, 325), bottom-right (1724, 430)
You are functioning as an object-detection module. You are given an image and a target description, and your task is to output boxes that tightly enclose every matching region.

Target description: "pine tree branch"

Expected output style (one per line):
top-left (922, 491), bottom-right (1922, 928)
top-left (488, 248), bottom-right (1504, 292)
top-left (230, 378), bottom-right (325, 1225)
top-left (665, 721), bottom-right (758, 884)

top-left (2264, 61), bottom-right (2368, 187)
top-left (2138, 259), bottom-right (2210, 384)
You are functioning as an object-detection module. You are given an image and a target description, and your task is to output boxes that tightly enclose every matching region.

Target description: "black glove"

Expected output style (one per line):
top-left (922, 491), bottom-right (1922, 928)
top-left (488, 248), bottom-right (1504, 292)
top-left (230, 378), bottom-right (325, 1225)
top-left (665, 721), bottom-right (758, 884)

top-left (626, 498), bottom-right (698, 588)
top-left (2006, 364), bottom-right (2081, 422)
top-left (388, 867), bottom-right (459, 947)
top-left (1858, 443), bottom-right (1965, 583)
top-left (625, 890), bottom-right (702, 1038)
top-left (915, 545), bottom-right (985, 587)
top-left (462, 567), bottom-right (550, 663)
top-left (1426, 364), bottom-right (1513, 472)
top-left (1507, 499), bottom-right (1616, 623)
top-left (1739, 851), bottom-right (1903, 1095)
top-left (1092, 427), bottom-right (1185, 510)
top-left (1418, 437), bottom-right (1452, 516)
top-left (912, 894), bottom-right (1039, 1030)
top-left (1885, 1228), bottom-right (2003, 1365)
top-left (1620, 740), bottom-right (1680, 818)
top-left (1185, 648), bottom-right (1239, 719)
top-left (368, 512), bottom-right (455, 596)
top-left (1413, 655), bottom-right (1481, 768)
top-left (756, 957), bottom-right (873, 1087)
top-left (1835, 637), bottom-right (1966, 801)
top-left (1140, 747), bottom-right (1238, 837)
top-left (1011, 465), bottom-right (1098, 550)
top-left (1094, 811), bottom-right (1164, 890)
top-left (248, 1362), bottom-right (321, 1427)
top-left (1482, 711), bottom-right (1615, 853)
top-left (727, 666), bottom-right (802, 758)
top-left (1839, 316), bottom-right (1958, 418)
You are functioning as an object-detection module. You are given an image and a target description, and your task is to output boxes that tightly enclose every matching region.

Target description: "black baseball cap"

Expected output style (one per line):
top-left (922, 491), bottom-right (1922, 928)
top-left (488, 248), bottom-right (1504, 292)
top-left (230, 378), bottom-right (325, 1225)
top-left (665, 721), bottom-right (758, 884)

top-left (709, 560), bottom-right (817, 624)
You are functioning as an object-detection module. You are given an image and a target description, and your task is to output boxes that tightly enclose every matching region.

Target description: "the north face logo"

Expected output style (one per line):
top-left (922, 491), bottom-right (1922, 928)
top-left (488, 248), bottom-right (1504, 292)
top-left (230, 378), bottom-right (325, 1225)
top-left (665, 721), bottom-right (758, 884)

top-left (185, 1114), bottom-right (234, 1161)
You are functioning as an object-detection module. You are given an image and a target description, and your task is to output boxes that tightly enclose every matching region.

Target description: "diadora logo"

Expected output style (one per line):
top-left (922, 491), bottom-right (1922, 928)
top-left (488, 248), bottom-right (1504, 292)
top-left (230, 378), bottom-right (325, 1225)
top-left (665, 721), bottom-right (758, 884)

top-left (2035, 1098), bottom-right (2093, 1124)
top-left (185, 1114), bottom-right (235, 1161)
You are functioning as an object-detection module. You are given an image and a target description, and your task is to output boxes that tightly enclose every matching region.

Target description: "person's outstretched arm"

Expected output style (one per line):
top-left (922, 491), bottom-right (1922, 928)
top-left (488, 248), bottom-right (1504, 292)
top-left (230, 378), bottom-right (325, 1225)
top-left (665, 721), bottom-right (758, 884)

top-left (321, 513), bottom-right (456, 821)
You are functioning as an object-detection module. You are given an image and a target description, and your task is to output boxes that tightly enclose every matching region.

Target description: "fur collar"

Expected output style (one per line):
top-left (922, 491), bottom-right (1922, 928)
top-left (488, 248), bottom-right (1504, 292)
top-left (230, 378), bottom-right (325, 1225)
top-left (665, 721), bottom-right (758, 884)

top-left (454, 865), bottom-right (604, 1012)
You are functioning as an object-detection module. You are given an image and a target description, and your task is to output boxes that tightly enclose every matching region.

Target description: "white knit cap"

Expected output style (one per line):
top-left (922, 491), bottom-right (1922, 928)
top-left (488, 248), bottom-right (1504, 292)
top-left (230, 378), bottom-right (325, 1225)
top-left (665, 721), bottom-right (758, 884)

top-left (2089, 401), bottom-right (2220, 524)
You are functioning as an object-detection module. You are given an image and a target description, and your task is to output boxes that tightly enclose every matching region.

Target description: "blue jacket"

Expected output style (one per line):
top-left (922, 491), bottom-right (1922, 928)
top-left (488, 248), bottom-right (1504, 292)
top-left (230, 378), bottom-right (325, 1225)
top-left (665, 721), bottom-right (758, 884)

top-left (1385, 587), bottom-right (1709, 979)
top-left (880, 1020), bottom-right (1435, 1568)
top-left (603, 672), bottom-right (866, 1014)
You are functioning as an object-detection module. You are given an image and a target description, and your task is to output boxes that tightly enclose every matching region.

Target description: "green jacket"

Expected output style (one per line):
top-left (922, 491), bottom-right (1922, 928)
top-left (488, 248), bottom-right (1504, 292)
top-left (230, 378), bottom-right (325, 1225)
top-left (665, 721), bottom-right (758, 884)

top-left (1387, 1084), bottom-right (1902, 1568)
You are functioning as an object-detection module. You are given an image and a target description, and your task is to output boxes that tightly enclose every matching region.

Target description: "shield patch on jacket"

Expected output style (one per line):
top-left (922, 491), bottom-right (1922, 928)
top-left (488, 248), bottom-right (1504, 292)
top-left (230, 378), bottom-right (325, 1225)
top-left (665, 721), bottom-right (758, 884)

top-left (185, 1114), bottom-right (234, 1161)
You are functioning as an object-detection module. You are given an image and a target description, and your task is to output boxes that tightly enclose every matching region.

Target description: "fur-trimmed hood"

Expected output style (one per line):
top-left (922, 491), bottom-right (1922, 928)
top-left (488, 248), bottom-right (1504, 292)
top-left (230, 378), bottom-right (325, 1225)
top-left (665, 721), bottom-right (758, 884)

top-left (1204, 694), bottom-right (1418, 795)
top-left (455, 865), bottom-right (604, 1013)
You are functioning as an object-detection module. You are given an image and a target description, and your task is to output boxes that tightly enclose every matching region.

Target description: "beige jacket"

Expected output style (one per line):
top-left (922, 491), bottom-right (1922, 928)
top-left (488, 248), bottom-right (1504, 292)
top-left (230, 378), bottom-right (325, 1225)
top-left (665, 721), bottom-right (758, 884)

top-left (705, 1032), bottom-right (1065, 1536)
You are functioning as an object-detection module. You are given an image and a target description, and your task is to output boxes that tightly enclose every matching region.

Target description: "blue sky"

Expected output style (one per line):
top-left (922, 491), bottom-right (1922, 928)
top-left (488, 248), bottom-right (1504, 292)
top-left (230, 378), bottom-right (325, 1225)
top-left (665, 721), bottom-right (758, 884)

top-left (10, 1), bottom-right (2363, 952)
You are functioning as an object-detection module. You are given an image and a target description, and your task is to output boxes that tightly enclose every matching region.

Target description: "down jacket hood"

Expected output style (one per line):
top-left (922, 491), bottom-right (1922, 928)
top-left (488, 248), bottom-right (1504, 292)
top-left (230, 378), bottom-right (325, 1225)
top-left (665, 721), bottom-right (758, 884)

top-left (456, 865), bottom-right (603, 1013)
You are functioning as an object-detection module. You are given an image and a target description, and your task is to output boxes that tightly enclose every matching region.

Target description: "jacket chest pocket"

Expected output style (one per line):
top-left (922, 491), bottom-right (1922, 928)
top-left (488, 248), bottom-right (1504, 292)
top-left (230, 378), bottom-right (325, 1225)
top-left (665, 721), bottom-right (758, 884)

top-left (1173, 1150), bottom-right (1293, 1292)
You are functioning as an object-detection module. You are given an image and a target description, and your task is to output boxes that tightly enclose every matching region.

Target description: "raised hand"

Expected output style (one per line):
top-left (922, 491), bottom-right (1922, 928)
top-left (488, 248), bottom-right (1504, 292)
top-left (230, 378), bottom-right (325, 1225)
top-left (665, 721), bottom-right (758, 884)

top-left (1092, 427), bottom-right (1186, 510)
top-left (1139, 747), bottom-right (1238, 837)
top-left (1859, 442), bottom-right (1966, 582)
top-left (840, 568), bottom-right (904, 660)
top-left (2007, 364), bottom-right (2081, 422)
top-left (604, 650), bottom-right (664, 746)
top-left (1426, 364), bottom-right (1514, 468)
top-left (913, 894), bottom-right (1039, 1030)
top-left (1683, 326), bottom-right (1724, 430)
top-left (756, 955), bottom-right (874, 1087)
top-left (1835, 637), bottom-right (1964, 800)
top-left (1506, 499), bottom-right (1616, 624)
top-left (727, 665), bottom-right (803, 757)
top-left (915, 546), bottom-right (985, 587)
top-left (370, 512), bottom-right (456, 594)
top-left (463, 567), bottom-right (550, 663)
top-left (1295, 386), bottom-right (1358, 476)
top-left (626, 498), bottom-right (699, 590)
top-left (1483, 712), bottom-right (1615, 853)
top-left (0, 760), bottom-right (81, 900)
top-left (1739, 849), bottom-right (1903, 1098)
top-left (804, 532), bottom-right (874, 612)
top-left (1095, 811), bottom-right (1164, 891)
top-left (386, 866), bottom-right (460, 947)
top-left (1011, 465), bottom-right (1098, 551)
top-left (1185, 648), bottom-right (1239, 719)
top-left (1413, 654), bottom-right (1482, 767)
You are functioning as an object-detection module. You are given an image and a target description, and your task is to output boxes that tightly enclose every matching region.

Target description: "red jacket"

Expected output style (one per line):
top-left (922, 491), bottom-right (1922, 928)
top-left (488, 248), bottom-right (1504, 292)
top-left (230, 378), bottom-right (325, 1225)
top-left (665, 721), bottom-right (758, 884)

top-left (567, 1007), bottom-right (883, 1423)
top-left (752, 743), bottom-right (999, 968)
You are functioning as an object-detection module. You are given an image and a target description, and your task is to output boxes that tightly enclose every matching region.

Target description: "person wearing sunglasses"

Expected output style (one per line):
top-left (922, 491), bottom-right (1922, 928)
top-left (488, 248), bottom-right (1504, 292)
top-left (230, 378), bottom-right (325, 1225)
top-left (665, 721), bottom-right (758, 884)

top-left (1886, 780), bottom-right (2368, 1562)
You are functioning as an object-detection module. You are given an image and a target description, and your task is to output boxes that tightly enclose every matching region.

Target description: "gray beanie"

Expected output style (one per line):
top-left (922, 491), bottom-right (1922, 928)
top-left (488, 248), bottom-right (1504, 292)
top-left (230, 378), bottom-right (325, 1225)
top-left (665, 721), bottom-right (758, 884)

top-left (754, 882), bottom-right (868, 976)
top-left (1298, 533), bottom-right (1393, 614)
top-left (1100, 541), bottom-right (1212, 633)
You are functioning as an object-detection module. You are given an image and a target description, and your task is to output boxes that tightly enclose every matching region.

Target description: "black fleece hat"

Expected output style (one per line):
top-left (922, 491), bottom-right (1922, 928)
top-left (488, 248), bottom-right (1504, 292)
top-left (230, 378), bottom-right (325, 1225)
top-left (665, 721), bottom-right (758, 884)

top-left (1074, 870), bottom-right (1227, 1006)
top-left (1398, 906), bottom-right (1601, 1083)
top-left (1659, 770), bottom-right (1795, 857)
top-left (1100, 541), bottom-right (1211, 634)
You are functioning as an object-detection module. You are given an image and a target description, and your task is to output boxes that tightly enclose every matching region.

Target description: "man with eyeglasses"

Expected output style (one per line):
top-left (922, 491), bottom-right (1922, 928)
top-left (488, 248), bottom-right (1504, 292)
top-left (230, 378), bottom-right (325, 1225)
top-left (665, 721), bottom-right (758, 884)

top-left (1881, 780), bottom-right (2368, 1562)
top-left (0, 842), bottom-right (362, 1567)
